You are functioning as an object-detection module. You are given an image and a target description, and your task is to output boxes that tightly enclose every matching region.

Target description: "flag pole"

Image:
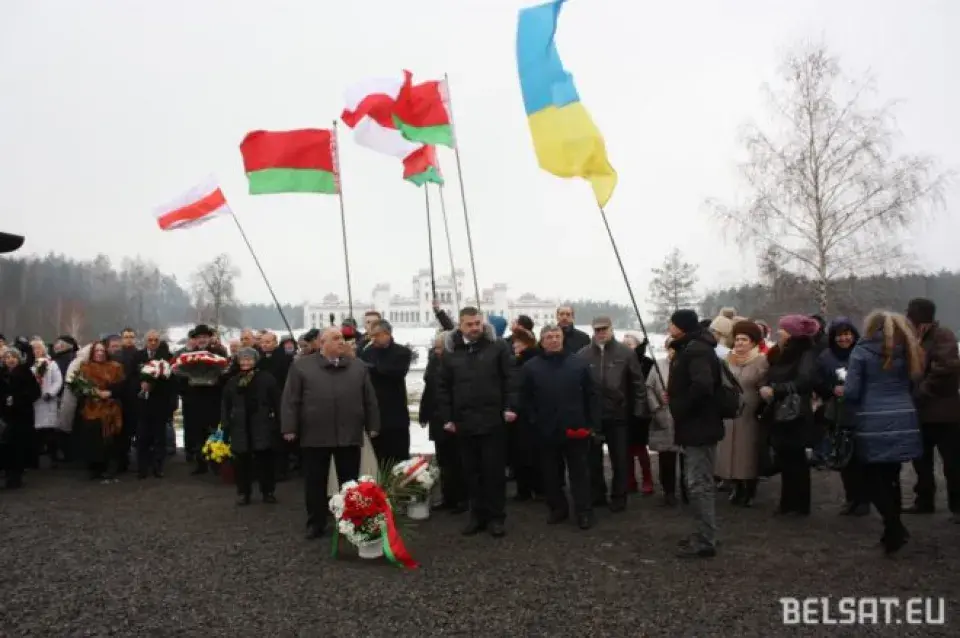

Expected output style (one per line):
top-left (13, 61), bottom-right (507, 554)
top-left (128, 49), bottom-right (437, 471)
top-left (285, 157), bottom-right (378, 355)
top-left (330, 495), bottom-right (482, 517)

top-left (229, 212), bottom-right (295, 341)
top-left (332, 120), bottom-right (355, 319)
top-left (438, 184), bottom-right (460, 310)
top-left (443, 72), bottom-right (482, 313)
top-left (424, 185), bottom-right (438, 301)
top-left (597, 204), bottom-right (665, 388)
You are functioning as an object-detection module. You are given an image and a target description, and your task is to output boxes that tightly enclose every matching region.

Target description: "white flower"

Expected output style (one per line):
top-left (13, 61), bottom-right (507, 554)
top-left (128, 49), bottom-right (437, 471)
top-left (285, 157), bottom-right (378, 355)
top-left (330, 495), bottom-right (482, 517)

top-left (328, 494), bottom-right (345, 516)
top-left (338, 520), bottom-right (354, 535)
top-left (341, 480), bottom-right (358, 491)
top-left (836, 368), bottom-right (847, 382)
top-left (358, 475), bottom-right (376, 484)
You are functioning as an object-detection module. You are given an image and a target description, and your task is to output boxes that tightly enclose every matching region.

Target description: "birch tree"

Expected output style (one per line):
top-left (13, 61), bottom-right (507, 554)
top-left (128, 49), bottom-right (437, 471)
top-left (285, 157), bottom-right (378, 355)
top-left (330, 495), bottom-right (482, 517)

top-left (648, 248), bottom-right (699, 330)
top-left (191, 254), bottom-right (240, 330)
top-left (709, 45), bottom-right (949, 314)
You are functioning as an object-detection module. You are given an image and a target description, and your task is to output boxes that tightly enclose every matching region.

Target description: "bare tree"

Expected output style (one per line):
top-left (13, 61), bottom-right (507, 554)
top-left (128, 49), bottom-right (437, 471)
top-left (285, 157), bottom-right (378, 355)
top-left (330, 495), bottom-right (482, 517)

top-left (648, 248), bottom-right (700, 330)
top-left (708, 44), bottom-right (950, 314)
top-left (191, 254), bottom-right (240, 331)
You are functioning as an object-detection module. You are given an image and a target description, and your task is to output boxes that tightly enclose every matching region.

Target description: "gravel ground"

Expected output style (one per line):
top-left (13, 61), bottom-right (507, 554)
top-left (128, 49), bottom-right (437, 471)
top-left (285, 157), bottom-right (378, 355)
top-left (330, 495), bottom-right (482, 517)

top-left (1, 458), bottom-right (957, 637)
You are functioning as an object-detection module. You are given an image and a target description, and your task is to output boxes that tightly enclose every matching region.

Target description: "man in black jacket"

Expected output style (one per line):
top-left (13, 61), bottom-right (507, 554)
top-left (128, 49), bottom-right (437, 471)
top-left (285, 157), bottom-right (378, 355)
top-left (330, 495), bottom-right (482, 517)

top-left (521, 325), bottom-right (599, 529)
top-left (557, 305), bottom-right (590, 355)
top-left (666, 309), bottom-right (724, 559)
top-left (437, 307), bottom-right (517, 538)
top-left (133, 331), bottom-right (175, 478)
top-left (258, 330), bottom-right (295, 479)
top-left (577, 316), bottom-right (648, 512)
top-left (360, 320), bottom-right (413, 464)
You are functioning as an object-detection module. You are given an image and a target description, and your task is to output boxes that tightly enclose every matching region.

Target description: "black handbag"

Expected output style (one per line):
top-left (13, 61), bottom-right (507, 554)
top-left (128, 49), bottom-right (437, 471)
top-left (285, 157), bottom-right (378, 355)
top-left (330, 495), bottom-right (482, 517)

top-left (773, 383), bottom-right (803, 423)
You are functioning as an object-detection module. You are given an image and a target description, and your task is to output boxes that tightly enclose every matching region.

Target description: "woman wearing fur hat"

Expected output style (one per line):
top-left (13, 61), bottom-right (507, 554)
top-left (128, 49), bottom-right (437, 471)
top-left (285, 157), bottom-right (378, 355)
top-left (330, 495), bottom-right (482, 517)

top-left (221, 347), bottom-right (280, 505)
top-left (0, 347), bottom-right (42, 488)
top-left (715, 321), bottom-right (769, 506)
top-left (759, 315), bottom-right (821, 516)
top-left (709, 316), bottom-right (734, 358)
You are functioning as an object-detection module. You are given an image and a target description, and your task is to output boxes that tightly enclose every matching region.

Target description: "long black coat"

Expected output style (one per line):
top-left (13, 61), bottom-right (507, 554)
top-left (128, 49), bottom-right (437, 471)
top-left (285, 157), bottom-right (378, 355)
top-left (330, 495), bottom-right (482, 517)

top-left (0, 364), bottom-right (41, 440)
top-left (420, 350), bottom-right (444, 440)
top-left (221, 371), bottom-right (280, 454)
top-left (258, 348), bottom-right (293, 393)
top-left (667, 330), bottom-right (725, 447)
top-left (436, 327), bottom-right (517, 436)
top-left (764, 338), bottom-right (820, 449)
top-left (360, 340), bottom-right (412, 431)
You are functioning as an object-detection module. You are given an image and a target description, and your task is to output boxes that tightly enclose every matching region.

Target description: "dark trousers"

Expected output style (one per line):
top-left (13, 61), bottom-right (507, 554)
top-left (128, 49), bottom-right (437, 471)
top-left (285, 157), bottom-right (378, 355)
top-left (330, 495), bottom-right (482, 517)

top-left (864, 462), bottom-right (906, 539)
top-left (840, 455), bottom-right (868, 506)
top-left (115, 401), bottom-right (137, 471)
top-left (776, 446), bottom-right (811, 514)
top-left (589, 421), bottom-right (629, 503)
top-left (136, 409), bottom-right (168, 475)
top-left (302, 446), bottom-right (361, 531)
top-left (235, 450), bottom-right (276, 497)
top-left (912, 422), bottom-right (960, 513)
top-left (458, 426), bottom-right (507, 524)
top-left (1, 424), bottom-right (30, 487)
top-left (509, 423), bottom-right (541, 497)
top-left (35, 429), bottom-right (63, 466)
top-left (183, 396), bottom-right (219, 469)
top-left (658, 450), bottom-right (687, 499)
top-left (541, 438), bottom-right (591, 516)
top-left (434, 435), bottom-right (467, 506)
top-left (372, 428), bottom-right (411, 466)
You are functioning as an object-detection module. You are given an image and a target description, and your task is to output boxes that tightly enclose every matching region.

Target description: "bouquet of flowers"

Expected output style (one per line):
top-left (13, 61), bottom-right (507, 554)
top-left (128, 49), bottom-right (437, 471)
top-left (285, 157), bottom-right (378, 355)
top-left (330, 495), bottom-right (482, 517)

top-left (66, 372), bottom-right (99, 398)
top-left (139, 360), bottom-right (172, 399)
top-left (329, 477), bottom-right (418, 568)
top-left (390, 456), bottom-right (439, 503)
top-left (31, 358), bottom-right (49, 382)
top-left (202, 427), bottom-right (232, 464)
top-left (172, 351), bottom-right (229, 386)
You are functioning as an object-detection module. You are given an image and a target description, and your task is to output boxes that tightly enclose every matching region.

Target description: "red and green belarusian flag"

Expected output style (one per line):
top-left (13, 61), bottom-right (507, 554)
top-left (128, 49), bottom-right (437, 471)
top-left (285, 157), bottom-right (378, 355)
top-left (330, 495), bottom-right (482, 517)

top-left (402, 146), bottom-right (444, 187)
top-left (239, 129), bottom-right (339, 195)
top-left (392, 70), bottom-right (455, 149)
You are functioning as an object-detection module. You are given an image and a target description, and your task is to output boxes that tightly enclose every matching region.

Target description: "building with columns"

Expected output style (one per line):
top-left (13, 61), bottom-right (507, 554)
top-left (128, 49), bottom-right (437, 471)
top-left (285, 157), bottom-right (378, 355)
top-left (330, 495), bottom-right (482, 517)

top-left (303, 268), bottom-right (560, 329)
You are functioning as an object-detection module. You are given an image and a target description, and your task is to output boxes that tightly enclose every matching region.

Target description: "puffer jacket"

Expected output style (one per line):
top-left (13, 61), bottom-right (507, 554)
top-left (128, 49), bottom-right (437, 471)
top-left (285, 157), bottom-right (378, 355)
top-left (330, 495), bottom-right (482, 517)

top-left (843, 336), bottom-right (922, 464)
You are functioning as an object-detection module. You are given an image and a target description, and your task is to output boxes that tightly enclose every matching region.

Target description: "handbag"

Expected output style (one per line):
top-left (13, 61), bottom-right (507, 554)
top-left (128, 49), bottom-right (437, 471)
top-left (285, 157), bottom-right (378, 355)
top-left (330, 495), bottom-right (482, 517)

top-left (773, 383), bottom-right (803, 423)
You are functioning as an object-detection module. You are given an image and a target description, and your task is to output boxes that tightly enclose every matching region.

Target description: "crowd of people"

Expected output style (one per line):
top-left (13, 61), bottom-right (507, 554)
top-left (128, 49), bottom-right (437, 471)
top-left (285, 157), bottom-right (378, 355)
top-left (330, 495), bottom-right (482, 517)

top-left (1, 296), bottom-right (957, 560)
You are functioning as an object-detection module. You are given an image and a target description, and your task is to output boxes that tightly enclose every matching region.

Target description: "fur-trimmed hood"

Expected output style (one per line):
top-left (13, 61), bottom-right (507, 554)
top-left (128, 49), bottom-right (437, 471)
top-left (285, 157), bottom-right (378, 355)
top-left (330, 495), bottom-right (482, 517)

top-left (442, 324), bottom-right (498, 353)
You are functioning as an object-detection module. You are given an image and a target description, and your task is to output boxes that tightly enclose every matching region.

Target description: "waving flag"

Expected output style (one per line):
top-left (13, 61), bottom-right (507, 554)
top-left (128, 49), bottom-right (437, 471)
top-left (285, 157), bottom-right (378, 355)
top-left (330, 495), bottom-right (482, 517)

top-left (516, 0), bottom-right (617, 208)
top-left (402, 146), bottom-right (444, 187)
top-left (154, 178), bottom-right (231, 231)
top-left (240, 129), bottom-right (339, 195)
top-left (341, 77), bottom-right (421, 159)
top-left (392, 70), bottom-right (454, 148)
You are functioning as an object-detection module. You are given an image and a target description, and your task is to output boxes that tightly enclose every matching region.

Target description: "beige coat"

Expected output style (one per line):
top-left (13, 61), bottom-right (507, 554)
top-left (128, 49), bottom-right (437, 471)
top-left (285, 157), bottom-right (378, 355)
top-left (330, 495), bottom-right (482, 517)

top-left (646, 359), bottom-right (679, 453)
top-left (715, 352), bottom-right (768, 480)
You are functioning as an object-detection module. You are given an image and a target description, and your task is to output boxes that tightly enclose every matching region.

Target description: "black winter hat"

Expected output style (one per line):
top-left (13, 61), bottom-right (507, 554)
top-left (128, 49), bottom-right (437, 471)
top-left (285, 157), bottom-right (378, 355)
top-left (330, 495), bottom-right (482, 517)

top-left (301, 328), bottom-right (320, 342)
top-left (906, 298), bottom-right (936, 325)
top-left (670, 309), bottom-right (700, 334)
top-left (516, 315), bottom-right (534, 331)
top-left (57, 335), bottom-right (79, 351)
top-left (193, 324), bottom-right (214, 337)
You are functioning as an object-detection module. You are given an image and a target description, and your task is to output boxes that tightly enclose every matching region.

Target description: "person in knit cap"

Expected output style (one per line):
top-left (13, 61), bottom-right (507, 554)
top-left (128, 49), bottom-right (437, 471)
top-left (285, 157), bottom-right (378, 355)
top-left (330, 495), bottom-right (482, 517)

top-left (759, 314), bottom-right (821, 518)
top-left (905, 297), bottom-right (960, 521)
top-left (666, 309), bottom-right (724, 558)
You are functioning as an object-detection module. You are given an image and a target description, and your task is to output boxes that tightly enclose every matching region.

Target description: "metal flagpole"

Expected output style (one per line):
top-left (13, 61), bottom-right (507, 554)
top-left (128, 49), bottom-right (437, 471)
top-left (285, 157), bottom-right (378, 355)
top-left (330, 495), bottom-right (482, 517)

top-left (437, 184), bottom-right (460, 310)
top-left (597, 204), bottom-right (665, 388)
top-left (424, 185), bottom-right (438, 301)
top-left (443, 72), bottom-right (482, 312)
top-left (229, 212), bottom-right (295, 341)
top-left (332, 120), bottom-right (355, 319)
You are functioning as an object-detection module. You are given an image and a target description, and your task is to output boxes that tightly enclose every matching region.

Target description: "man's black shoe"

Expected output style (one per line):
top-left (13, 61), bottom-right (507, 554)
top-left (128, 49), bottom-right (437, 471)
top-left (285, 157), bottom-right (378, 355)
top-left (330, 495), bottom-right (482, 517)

top-left (577, 513), bottom-right (594, 530)
top-left (305, 526), bottom-right (326, 540)
top-left (547, 511), bottom-right (569, 525)
top-left (676, 545), bottom-right (716, 559)
top-left (488, 521), bottom-right (506, 538)
top-left (461, 519), bottom-right (486, 536)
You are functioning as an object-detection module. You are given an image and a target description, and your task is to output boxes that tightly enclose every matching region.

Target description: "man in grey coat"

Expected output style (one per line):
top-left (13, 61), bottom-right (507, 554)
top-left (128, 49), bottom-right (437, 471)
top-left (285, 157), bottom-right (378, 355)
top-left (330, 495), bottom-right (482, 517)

top-left (281, 327), bottom-right (380, 539)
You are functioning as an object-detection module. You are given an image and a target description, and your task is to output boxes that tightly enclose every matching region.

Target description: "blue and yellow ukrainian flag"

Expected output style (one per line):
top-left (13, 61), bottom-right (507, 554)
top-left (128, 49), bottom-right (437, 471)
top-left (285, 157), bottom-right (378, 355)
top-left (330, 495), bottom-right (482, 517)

top-left (516, 0), bottom-right (617, 208)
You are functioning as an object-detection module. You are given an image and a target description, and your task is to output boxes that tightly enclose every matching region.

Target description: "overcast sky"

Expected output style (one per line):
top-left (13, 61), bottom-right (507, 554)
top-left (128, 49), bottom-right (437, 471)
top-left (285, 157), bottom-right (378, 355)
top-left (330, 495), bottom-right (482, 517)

top-left (1, 0), bottom-right (957, 307)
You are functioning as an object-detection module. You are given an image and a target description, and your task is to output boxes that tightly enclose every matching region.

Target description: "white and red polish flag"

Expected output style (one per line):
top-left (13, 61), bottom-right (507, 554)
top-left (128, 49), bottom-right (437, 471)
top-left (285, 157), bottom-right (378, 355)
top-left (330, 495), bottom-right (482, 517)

top-left (154, 177), bottom-right (232, 231)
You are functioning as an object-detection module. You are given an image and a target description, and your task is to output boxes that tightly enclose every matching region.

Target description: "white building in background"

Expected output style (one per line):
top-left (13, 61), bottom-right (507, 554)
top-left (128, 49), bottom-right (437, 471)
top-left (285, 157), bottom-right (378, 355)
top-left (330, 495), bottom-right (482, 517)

top-left (303, 268), bottom-right (560, 329)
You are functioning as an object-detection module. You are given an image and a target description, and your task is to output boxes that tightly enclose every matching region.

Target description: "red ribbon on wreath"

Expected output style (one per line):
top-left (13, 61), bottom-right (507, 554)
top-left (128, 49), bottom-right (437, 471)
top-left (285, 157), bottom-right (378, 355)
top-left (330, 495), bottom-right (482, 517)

top-left (565, 428), bottom-right (591, 440)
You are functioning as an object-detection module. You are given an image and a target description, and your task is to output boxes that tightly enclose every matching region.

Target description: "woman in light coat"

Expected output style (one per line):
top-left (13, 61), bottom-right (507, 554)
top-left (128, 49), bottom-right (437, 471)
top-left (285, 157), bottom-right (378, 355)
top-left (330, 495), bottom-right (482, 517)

top-left (30, 339), bottom-right (64, 466)
top-left (646, 338), bottom-right (686, 506)
top-left (57, 343), bottom-right (92, 432)
top-left (715, 321), bottom-right (769, 506)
